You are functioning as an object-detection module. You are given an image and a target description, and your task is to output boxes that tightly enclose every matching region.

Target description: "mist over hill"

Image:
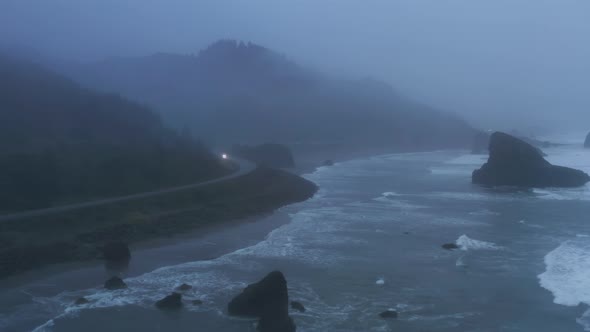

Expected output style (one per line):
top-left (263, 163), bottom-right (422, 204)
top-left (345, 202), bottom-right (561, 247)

top-left (0, 54), bottom-right (228, 212)
top-left (56, 40), bottom-right (478, 149)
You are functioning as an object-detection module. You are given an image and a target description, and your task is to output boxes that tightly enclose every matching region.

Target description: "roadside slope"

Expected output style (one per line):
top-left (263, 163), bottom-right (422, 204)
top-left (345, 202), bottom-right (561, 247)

top-left (0, 167), bottom-right (318, 278)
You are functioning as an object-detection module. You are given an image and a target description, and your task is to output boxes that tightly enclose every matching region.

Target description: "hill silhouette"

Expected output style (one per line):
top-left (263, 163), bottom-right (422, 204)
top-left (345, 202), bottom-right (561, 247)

top-left (0, 55), bottom-right (228, 212)
top-left (57, 40), bottom-right (477, 149)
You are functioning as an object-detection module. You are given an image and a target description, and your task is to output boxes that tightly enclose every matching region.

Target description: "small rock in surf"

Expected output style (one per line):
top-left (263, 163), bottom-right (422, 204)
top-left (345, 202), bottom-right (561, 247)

top-left (175, 283), bottom-right (192, 291)
top-left (379, 310), bottom-right (398, 319)
top-left (442, 243), bottom-right (460, 250)
top-left (291, 301), bottom-right (306, 313)
top-left (74, 297), bottom-right (90, 305)
top-left (156, 292), bottom-right (183, 310)
top-left (104, 276), bottom-right (127, 290)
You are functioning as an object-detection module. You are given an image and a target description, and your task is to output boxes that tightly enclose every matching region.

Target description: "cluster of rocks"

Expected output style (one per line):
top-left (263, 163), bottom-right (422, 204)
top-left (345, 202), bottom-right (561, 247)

top-left (86, 233), bottom-right (402, 329)
top-left (92, 269), bottom-right (401, 330)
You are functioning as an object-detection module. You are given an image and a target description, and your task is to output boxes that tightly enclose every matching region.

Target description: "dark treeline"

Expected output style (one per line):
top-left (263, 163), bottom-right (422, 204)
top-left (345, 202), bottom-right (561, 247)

top-left (0, 55), bottom-right (228, 212)
top-left (56, 40), bottom-right (477, 149)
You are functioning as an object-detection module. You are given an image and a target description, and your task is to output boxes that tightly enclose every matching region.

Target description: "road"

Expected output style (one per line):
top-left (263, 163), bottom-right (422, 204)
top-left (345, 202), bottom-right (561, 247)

top-left (0, 157), bottom-right (256, 223)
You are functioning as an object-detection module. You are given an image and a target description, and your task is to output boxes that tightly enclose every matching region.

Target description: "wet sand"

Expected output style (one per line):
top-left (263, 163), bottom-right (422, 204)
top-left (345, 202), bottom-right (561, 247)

top-left (0, 211), bottom-right (291, 293)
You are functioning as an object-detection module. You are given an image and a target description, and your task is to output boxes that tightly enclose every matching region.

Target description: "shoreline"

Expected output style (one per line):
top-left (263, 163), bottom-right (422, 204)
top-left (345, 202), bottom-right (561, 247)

top-left (0, 145), bottom-right (392, 291)
top-left (0, 167), bottom-right (317, 280)
top-left (0, 210), bottom-right (292, 291)
top-left (0, 145), bottom-right (443, 285)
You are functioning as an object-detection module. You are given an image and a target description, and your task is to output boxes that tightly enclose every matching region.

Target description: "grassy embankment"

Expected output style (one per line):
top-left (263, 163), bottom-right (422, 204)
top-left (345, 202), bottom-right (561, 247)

top-left (0, 167), bottom-right (317, 278)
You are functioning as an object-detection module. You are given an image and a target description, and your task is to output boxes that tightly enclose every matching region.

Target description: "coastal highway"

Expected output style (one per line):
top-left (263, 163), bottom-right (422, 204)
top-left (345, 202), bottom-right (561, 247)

top-left (0, 157), bottom-right (256, 223)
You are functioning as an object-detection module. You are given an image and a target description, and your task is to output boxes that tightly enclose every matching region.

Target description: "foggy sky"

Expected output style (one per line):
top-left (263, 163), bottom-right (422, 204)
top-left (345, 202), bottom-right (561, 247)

top-left (1, 0), bottom-right (589, 133)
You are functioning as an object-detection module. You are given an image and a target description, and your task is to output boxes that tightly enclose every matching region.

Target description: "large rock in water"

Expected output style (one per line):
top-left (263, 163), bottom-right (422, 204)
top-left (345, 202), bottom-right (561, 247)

top-left (585, 132), bottom-right (590, 148)
top-left (231, 143), bottom-right (295, 168)
top-left (472, 132), bottom-right (590, 187)
top-left (228, 271), bottom-right (295, 332)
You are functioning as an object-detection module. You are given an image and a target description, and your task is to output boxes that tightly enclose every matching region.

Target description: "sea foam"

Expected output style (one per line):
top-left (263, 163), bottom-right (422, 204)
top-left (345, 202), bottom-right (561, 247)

top-left (539, 240), bottom-right (590, 306)
top-left (455, 235), bottom-right (501, 251)
top-left (539, 239), bottom-right (590, 330)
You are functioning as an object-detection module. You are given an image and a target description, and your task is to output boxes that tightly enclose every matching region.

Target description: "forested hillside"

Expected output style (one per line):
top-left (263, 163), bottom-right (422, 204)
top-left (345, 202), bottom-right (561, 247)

top-left (0, 55), bottom-right (228, 212)
top-left (58, 40), bottom-right (477, 149)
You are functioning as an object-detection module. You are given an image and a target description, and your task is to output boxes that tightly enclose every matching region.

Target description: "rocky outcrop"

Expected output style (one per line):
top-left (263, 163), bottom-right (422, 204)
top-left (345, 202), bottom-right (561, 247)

top-left (472, 132), bottom-right (590, 188)
top-left (471, 131), bottom-right (548, 156)
top-left (175, 283), bottom-right (192, 291)
top-left (231, 144), bottom-right (295, 168)
top-left (101, 242), bottom-right (131, 262)
top-left (442, 243), bottom-right (459, 250)
top-left (379, 310), bottom-right (398, 319)
top-left (74, 297), bottom-right (90, 305)
top-left (104, 276), bottom-right (127, 290)
top-left (228, 271), bottom-right (295, 332)
top-left (290, 301), bottom-right (306, 313)
top-left (155, 292), bottom-right (183, 310)
top-left (585, 132), bottom-right (590, 148)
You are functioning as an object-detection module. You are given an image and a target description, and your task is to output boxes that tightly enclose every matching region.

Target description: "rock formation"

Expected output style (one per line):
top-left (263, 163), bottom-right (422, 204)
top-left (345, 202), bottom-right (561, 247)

top-left (290, 301), bottom-right (306, 313)
top-left (104, 276), bottom-right (127, 290)
top-left (155, 292), bottom-right (183, 310)
top-left (472, 132), bottom-right (590, 187)
top-left (228, 271), bottom-right (295, 332)
top-left (101, 242), bottom-right (131, 262)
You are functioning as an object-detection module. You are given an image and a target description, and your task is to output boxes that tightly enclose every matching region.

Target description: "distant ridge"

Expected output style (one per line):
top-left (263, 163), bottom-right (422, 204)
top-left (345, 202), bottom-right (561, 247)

top-left (55, 39), bottom-right (477, 149)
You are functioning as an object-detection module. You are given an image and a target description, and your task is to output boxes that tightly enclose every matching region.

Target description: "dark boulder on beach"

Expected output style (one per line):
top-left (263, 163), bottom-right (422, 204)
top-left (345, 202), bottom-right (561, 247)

top-left (228, 270), bottom-right (295, 332)
top-left (231, 143), bottom-right (295, 168)
top-left (472, 132), bottom-right (590, 188)
top-left (291, 301), bottom-right (306, 313)
top-left (585, 132), bottom-right (590, 148)
top-left (101, 242), bottom-right (131, 263)
top-left (379, 310), bottom-right (398, 319)
top-left (104, 276), bottom-right (127, 290)
top-left (156, 292), bottom-right (183, 310)
top-left (442, 243), bottom-right (459, 250)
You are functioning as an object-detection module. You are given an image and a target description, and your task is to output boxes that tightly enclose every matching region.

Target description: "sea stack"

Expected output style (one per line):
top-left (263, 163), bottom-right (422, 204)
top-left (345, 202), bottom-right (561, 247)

top-left (585, 132), bottom-right (590, 148)
top-left (472, 132), bottom-right (590, 188)
top-left (228, 271), bottom-right (296, 332)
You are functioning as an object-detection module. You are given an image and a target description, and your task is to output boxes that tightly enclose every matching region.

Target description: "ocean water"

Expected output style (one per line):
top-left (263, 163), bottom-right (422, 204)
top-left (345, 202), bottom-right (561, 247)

top-left (3, 134), bottom-right (590, 331)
